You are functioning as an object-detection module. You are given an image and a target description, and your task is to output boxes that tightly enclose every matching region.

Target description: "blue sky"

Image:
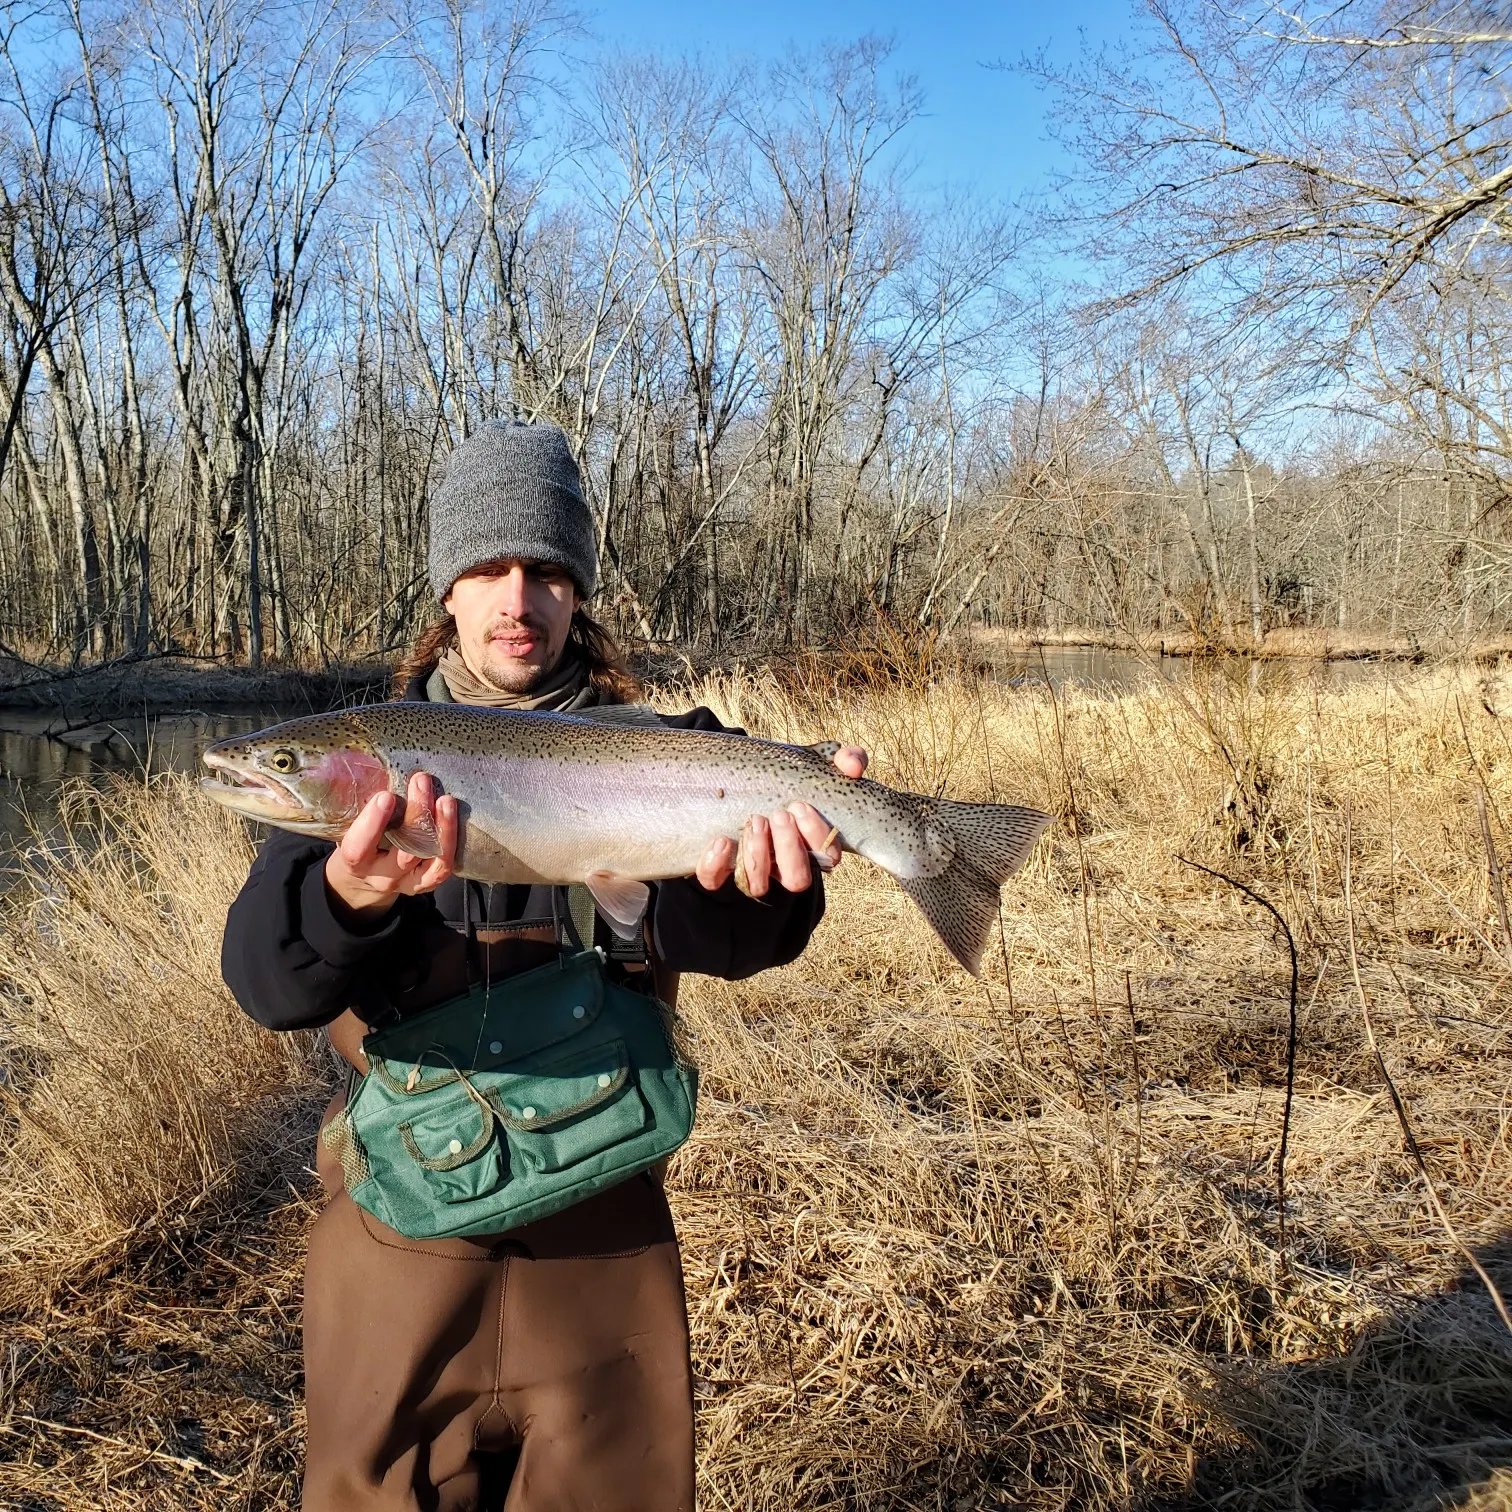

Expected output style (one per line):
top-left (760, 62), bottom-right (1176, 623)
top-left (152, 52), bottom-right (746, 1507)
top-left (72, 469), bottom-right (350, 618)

top-left (592, 0), bottom-right (1135, 208)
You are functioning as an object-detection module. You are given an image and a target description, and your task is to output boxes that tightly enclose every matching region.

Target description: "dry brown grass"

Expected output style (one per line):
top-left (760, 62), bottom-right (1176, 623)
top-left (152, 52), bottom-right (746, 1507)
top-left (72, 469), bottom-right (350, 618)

top-left (2, 664), bottom-right (1511, 1509)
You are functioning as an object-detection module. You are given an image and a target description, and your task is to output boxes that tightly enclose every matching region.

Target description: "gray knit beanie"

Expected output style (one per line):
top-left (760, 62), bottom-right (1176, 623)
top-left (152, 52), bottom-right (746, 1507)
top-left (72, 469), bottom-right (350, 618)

top-left (428, 420), bottom-right (598, 601)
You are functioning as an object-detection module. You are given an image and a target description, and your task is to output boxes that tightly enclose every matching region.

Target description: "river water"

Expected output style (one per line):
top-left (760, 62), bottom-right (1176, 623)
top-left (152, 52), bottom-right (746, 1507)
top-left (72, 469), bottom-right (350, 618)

top-left (0, 650), bottom-right (1396, 889)
top-left (0, 707), bottom-right (289, 889)
top-left (986, 644), bottom-right (1392, 690)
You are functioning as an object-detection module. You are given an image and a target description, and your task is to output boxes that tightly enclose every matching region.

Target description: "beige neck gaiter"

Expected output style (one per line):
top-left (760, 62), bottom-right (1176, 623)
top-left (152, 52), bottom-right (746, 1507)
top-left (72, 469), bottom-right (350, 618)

top-left (436, 645), bottom-right (597, 712)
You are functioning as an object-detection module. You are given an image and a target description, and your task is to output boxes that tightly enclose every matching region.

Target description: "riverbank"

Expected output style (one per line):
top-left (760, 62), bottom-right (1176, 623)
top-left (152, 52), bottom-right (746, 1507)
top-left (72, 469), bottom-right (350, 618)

top-left (0, 654), bottom-right (391, 731)
top-left (2, 666), bottom-right (1508, 1509)
top-left (4, 624), bottom-right (1507, 730)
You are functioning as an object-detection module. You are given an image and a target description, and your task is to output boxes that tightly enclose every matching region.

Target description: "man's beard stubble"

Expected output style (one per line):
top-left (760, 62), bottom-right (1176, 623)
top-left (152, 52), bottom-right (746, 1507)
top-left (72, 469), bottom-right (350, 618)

top-left (475, 617), bottom-right (555, 694)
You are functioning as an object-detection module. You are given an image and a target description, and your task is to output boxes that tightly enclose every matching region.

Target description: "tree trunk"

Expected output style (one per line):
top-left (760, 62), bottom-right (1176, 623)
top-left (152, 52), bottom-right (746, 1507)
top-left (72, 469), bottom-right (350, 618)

top-left (1232, 436), bottom-right (1264, 643)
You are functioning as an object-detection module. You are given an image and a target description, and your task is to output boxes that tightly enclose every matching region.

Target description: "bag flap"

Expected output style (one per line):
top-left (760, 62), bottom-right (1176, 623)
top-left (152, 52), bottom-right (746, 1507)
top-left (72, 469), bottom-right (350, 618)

top-left (486, 1037), bottom-right (631, 1131)
top-left (398, 1088), bottom-right (497, 1170)
top-left (364, 950), bottom-right (607, 1090)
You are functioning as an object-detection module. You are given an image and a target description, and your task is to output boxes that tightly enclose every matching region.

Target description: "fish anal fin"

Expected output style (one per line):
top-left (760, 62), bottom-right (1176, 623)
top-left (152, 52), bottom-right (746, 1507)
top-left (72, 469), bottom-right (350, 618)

top-left (584, 871), bottom-right (651, 938)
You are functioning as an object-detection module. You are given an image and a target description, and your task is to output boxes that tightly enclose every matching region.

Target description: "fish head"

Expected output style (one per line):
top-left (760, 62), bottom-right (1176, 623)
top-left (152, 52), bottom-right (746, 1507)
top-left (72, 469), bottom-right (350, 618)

top-left (200, 713), bottom-right (392, 836)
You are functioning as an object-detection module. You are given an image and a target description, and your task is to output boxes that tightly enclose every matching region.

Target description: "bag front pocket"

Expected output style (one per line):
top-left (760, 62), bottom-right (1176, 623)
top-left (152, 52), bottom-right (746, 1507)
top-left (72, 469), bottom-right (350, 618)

top-left (490, 1038), bottom-right (648, 1176)
top-left (398, 1085), bottom-right (507, 1204)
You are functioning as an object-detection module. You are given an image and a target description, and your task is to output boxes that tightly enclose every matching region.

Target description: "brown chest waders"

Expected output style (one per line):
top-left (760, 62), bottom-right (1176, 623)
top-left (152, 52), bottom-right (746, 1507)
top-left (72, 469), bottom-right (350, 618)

top-left (302, 887), bottom-right (696, 1512)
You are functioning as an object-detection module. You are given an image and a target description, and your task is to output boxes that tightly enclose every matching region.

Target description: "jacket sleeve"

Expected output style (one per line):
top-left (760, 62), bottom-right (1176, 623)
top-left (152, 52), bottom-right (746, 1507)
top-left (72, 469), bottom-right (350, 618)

top-left (221, 827), bottom-right (429, 1031)
top-left (647, 705), bottom-right (826, 980)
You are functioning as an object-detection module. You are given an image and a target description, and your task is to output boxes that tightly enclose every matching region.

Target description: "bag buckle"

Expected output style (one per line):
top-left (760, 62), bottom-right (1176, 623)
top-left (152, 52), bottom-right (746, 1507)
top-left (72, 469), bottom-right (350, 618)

top-left (604, 931), bottom-right (650, 974)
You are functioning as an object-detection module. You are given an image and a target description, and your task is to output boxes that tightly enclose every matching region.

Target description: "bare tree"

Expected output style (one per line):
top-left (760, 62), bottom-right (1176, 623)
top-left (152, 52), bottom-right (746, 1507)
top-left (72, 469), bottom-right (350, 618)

top-left (135, 0), bottom-right (379, 664)
top-left (738, 38), bottom-right (923, 636)
top-left (0, 25), bottom-right (119, 656)
top-left (0, 4), bottom-right (1506, 667)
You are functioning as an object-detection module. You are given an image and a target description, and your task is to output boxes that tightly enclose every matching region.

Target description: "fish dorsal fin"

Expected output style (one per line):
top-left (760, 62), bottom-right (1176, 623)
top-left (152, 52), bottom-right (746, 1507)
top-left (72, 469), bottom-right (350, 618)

top-left (584, 871), bottom-right (651, 939)
top-left (807, 739), bottom-right (843, 760)
top-left (567, 703), bottom-right (666, 729)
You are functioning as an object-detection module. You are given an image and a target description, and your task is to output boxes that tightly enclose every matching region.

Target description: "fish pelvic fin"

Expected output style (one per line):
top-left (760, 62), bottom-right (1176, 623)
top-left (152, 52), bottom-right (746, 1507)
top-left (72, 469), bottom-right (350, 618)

top-left (584, 871), bottom-right (652, 939)
top-left (898, 801), bottom-right (1051, 976)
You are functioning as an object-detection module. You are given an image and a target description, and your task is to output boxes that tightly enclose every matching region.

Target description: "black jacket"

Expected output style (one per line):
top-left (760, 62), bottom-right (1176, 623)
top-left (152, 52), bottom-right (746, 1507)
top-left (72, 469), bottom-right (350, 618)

top-left (220, 696), bottom-right (824, 1031)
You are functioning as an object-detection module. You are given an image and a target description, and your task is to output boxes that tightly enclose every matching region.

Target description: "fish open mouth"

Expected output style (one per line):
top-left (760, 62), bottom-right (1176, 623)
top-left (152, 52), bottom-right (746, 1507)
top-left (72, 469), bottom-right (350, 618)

top-left (201, 751), bottom-right (305, 814)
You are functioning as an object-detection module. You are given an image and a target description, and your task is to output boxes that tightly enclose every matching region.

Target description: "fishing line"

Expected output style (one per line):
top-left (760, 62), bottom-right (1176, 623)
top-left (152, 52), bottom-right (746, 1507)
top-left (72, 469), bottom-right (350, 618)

top-left (466, 878), bottom-right (492, 1069)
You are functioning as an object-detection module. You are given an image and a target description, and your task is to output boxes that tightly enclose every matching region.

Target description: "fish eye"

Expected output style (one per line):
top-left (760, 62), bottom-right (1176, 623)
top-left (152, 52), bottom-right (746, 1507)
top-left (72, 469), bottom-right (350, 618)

top-left (267, 748), bottom-right (300, 775)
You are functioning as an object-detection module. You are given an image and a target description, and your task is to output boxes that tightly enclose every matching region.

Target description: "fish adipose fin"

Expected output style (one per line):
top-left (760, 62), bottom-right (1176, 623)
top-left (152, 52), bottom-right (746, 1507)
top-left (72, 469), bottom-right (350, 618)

top-left (898, 801), bottom-right (1050, 977)
top-left (585, 871), bottom-right (651, 939)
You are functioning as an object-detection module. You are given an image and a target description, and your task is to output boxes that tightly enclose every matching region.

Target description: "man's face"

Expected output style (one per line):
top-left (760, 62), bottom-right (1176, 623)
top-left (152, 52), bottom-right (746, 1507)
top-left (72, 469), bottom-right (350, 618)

top-left (444, 558), bottom-right (580, 694)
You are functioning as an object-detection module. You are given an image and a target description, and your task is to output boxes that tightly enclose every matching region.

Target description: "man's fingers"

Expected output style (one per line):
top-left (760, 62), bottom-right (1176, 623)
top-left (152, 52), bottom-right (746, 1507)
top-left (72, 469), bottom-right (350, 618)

top-left (340, 790), bottom-right (396, 864)
top-left (743, 814), bottom-right (772, 897)
top-left (788, 801), bottom-right (841, 867)
top-left (833, 745), bottom-right (868, 780)
top-left (436, 793), bottom-right (459, 870)
top-left (768, 808), bottom-right (812, 892)
top-left (697, 835), bottom-right (736, 891)
top-left (407, 770), bottom-right (434, 813)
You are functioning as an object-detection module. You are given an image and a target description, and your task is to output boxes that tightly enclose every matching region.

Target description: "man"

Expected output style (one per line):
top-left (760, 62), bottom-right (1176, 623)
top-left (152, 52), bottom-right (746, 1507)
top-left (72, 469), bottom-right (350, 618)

top-left (221, 420), bottom-right (865, 1511)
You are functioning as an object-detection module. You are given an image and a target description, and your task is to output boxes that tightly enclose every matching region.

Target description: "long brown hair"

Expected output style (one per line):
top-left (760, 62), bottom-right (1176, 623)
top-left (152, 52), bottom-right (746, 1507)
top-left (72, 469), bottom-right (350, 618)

top-left (393, 608), bottom-right (642, 704)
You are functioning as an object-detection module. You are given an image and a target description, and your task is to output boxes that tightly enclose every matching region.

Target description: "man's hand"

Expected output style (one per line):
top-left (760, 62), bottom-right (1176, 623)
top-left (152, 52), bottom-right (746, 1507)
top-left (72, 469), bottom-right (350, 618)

top-left (324, 771), bottom-right (459, 920)
top-left (695, 745), bottom-right (868, 896)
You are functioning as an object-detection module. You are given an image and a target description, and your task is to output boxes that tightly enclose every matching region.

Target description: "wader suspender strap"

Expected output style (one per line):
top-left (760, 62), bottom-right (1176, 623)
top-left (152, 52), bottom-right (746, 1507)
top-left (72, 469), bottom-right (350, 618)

top-left (366, 882), bottom-right (647, 1029)
top-left (565, 885), bottom-right (597, 955)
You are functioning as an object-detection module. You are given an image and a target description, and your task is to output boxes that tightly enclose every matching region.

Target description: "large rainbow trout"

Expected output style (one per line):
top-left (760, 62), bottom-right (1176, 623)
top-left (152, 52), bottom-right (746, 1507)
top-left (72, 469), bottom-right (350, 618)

top-left (201, 703), bottom-right (1049, 977)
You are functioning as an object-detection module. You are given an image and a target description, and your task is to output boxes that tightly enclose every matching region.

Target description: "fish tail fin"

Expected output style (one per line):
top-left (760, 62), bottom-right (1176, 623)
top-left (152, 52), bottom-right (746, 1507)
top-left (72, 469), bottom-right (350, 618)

top-left (898, 801), bottom-right (1050, 976)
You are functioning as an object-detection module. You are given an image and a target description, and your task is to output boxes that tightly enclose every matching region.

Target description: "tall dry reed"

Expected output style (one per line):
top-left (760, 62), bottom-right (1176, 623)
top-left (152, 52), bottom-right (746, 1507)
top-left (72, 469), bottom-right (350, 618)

top-left (2, 664), bottom-right (1509, 1509)
top-left (0, 782), bottom-right (327, 1305)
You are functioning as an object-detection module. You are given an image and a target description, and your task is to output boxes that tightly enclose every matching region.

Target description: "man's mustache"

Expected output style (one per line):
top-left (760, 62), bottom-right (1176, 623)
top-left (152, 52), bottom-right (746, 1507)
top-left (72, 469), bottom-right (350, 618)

top-left (485, 616), bottom-right (547, 640)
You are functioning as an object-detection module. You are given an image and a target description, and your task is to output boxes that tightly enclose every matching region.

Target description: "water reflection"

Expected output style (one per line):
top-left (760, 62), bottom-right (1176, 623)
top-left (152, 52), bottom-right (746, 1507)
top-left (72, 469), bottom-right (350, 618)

top-left (992, 645), bottom-right (1393, 691)
top-left (0, 708), bottom-right (287, 889)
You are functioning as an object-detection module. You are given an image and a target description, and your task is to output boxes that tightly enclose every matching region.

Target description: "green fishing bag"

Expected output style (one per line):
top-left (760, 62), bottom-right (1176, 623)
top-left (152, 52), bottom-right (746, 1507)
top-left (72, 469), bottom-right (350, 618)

top-left (323, 948), bottom-right (698, 1241)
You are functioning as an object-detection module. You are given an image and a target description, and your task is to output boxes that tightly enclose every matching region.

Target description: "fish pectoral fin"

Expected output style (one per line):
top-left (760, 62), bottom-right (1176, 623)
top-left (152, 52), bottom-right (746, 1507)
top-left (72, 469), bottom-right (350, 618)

top-left (584, 871), bottom-right (652, 938)
top-left (382, 794), bottom-right (443, 858)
